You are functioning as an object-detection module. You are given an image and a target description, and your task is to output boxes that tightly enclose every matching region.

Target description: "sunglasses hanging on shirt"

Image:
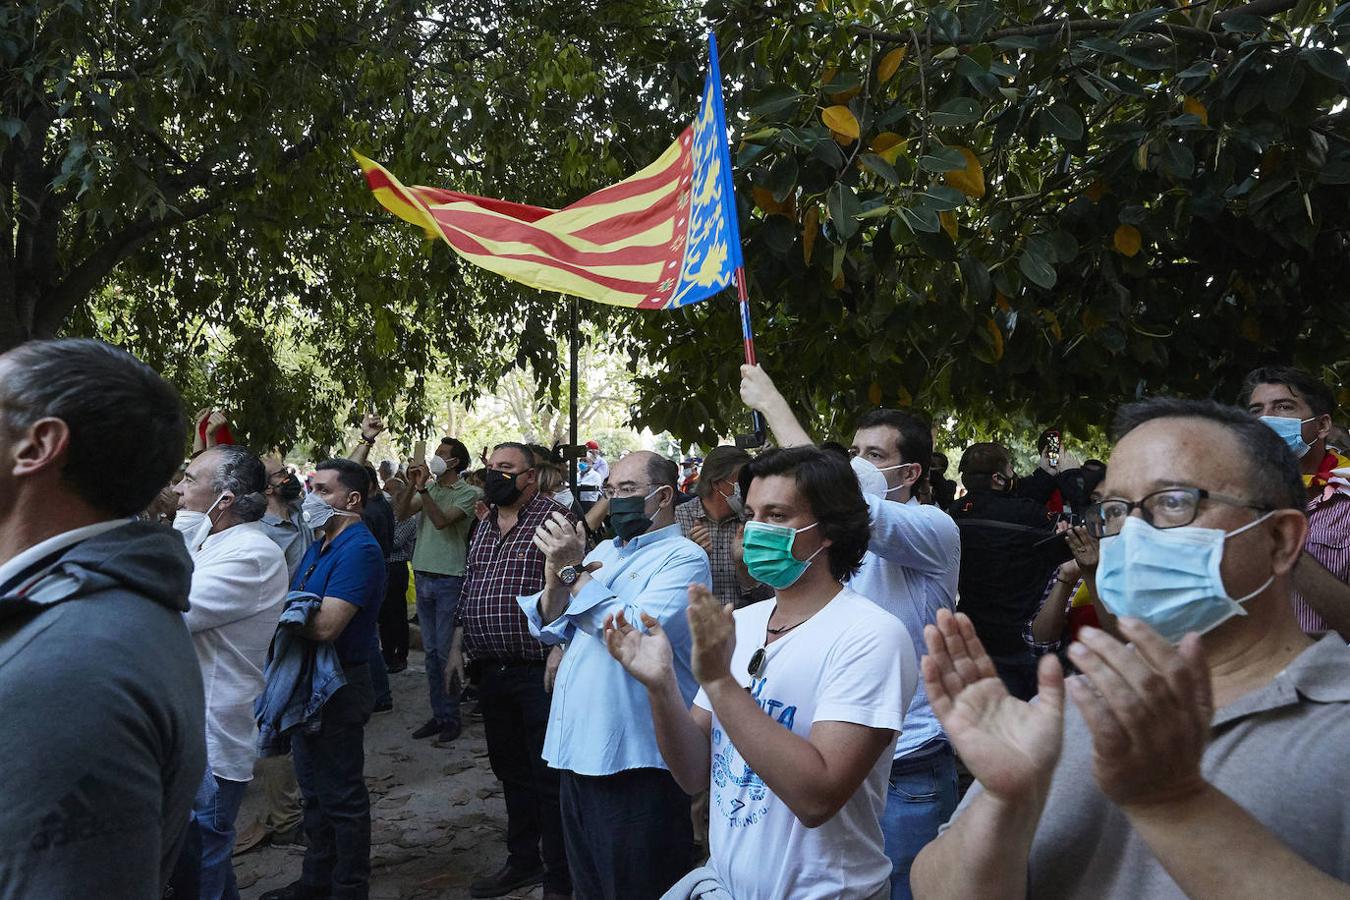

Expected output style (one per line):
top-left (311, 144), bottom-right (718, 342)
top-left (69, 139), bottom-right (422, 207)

top-left (746, 605), bottom-right (816, 680)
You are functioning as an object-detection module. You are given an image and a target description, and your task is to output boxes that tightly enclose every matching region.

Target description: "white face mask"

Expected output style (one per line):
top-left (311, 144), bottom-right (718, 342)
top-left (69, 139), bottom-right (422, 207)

top-left (302, 490), bottom-right (359, 530)
top-left (427, 454), bottom-right (448, 478)
top-left (553, 488), bottom-right (575, 509)
top-left (173, 493), bottom-right (226, 553)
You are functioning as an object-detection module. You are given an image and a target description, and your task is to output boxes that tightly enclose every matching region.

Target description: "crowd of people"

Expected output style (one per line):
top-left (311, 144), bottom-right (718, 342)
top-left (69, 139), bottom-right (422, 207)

top-left (0, 337), bottom-right (1346, 900)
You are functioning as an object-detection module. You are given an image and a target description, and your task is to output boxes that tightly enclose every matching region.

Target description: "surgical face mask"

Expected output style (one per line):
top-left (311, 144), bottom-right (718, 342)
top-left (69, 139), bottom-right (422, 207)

top-left (302, 490), bottom-right (357, 530)
top-left (608, 487), bottom-right (664, 542)
top-left (173, 493), bottom-right (226, 553)
top-left (553, 488), bottom-right (575, 510)
top-left (717, 482), bottom-right (745, 518)
top-left (851, 456), bottom-right (889, 500)
top-left (742, 520), bottom-right (825, 589)
top-left (1259, 415), bottom-right (1317, 459)
top-left (1096, 512), bottom-right (1275, 642)
top-left (427, 454), bottom-right (448, 478)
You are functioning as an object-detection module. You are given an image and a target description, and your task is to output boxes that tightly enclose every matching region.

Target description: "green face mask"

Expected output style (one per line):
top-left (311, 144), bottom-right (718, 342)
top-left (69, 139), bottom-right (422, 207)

top-left (742, 520), bottom-right (824, 589)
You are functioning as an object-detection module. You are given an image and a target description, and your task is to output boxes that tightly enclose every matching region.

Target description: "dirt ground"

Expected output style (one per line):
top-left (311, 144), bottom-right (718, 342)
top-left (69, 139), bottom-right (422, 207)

top-left (233, 651), bottom-right (544, 900)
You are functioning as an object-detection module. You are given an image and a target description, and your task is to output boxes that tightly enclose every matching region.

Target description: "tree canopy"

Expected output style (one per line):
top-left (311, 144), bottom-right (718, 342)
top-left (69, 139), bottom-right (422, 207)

top-left (3, 0), bottom-right (1348, 451)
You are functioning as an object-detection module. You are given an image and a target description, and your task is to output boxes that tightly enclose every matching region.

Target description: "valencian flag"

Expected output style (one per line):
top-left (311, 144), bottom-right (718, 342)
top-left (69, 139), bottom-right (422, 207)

top-left (356, 35), bottom-right (741, 310)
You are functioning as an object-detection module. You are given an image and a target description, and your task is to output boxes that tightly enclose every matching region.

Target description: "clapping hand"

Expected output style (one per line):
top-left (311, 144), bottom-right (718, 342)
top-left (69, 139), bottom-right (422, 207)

top-left (604, 609), bottom-right (674, 689)
top-left (532, 511), bottom-right (589, 574)
top-left (689, 521), bottom-right (713, 554)
top-left (687, 583), bottom-right (736, 686)
top-left (1065, 619), bottom-right (1213, 809)
top-left (923, 609), bottom-right (1065, 804)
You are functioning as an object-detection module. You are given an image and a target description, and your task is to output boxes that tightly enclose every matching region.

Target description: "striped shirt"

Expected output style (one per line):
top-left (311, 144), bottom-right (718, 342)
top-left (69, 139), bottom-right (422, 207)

top-left (457, 493), bottom-right (574, 662)
top-left (1292, 489), bottom-right (1350, 634)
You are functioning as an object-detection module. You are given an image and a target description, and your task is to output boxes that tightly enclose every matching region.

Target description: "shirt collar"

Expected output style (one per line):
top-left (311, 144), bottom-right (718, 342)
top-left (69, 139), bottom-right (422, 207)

top-left (1214, 634), bottom-right (1350, 727)
top-left (0, 519), bottom-right (127, 590)
top-left (612, 522), bottom-right (683, 553)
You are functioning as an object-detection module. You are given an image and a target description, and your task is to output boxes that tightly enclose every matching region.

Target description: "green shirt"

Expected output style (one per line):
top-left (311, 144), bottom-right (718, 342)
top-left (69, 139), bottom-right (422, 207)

top-left (410, 479), bottom-right (481, 576)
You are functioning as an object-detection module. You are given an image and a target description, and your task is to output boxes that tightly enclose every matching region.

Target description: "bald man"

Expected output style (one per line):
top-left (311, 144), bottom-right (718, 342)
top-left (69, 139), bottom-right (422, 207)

top-left (523, 450), bottom-right (712, 900)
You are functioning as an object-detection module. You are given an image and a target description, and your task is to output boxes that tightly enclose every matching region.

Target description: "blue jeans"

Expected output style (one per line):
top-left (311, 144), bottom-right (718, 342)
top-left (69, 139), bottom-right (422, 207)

top-left (192, 769), bottom-right (247, 900)
top-left (414, 572), bottom-right (464, 727)
top-left (368, 634), bottom-right (392, 706)
top-left (881, 744), bottom-right (958, 900)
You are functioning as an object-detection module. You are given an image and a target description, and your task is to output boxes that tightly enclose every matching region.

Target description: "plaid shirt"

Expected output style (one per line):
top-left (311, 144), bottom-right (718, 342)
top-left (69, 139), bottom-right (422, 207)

top-left (1293, 489), bottom-right (1350, 635)
top-left (458, 493), bottom-right (573, 662)
top-left (673, 497), bottom-right (771, 608)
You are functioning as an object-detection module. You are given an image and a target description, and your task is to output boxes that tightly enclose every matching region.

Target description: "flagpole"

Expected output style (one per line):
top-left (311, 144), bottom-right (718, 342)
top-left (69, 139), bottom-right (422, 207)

top-left (733, 266), bottom-right (766, 447)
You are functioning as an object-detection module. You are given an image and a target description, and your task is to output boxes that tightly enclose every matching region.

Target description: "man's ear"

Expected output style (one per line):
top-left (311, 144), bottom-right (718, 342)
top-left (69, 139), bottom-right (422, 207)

top-left (1270, 509), bottom-right (1309, 576)
top-left (1312, 413), bottom-right (1332, 444)
top-left (11, 418), bottom-right (70, 478)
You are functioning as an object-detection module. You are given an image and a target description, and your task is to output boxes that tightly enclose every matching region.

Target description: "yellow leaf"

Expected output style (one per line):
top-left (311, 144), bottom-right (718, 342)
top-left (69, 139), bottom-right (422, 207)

top-left (751, 186), bottom-right (796, 219)
top-left (1042, 310), bottom-right (1063, 342)
top-left (939, 210), bottom-right (957, 240)
top-left (1083, 180), bottom-right (1108, 202)
top-left (821, 105), bottom-right (861, 140)
top-left (821, 65), bottom-right (837, 85)
top-left (803, 206), bottom-right (820, 265)
top-left (831, 129), bottom-right (856, 146)
top-left (1183, 96), bottom-right (1209, 126)
top-left (984, 318), bottom-right (1004, 362)
top-left (868, 381), bottom-right (882, 405)
top-left (1134, 141), bottom-right (1150, 171)
top-left (878, 46), bottom-right (907, 83)
top-left (833, 272), bottom-right (846, 290)
top-left (1081, 309), bottom-right (1105, 333)
top-left (832, 85), bottom-right (862, 102)
top-left (995, 292), bottom-right (1011, 312)
top-left (896, 384), bottom-right (913, 407)
top-left (944, 146), bottom-right (985, 199)
top-left (871, 132), bottom-right (907, 164)
top-left (1113, 224), bottom-right (1142, 257)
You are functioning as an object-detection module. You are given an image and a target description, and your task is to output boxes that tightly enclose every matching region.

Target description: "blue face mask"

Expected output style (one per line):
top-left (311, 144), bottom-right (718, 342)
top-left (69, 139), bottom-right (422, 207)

top-left (1259, 415), bottom-right (1316, 459)
top-left (1096, 513), bottom-right (1275, 642)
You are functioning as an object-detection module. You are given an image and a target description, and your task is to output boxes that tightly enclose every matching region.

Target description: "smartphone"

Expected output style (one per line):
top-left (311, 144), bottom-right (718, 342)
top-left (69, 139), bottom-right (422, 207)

top-left (1046, 430), bottom-right (1061, 469)
top-left (412, 440), bottom-right (427, 466)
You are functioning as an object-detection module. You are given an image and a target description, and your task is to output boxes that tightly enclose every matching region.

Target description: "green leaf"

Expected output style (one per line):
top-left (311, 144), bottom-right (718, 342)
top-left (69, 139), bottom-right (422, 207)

top-left (958, 253), bottom-right (993, 303)
top-left (1219, 13), bottom-right (1266, 32)
top-left (916, 185), bottom-right (966, 211)
top-left (1019, 245), bottom-right (1058, 289)
top-left (1116, 7), bottom-right (1169, 38)
top-left (1264, 62), bottom-right (1306, 112)
top-left (827, 182), bottom-right (862, 241)
top-left (860, 153), bottom-right (901, 185)
top-left (931, 97), bottom-right (983, 128)
top-left (918, 145), bottom-right (968, 173)
top-left (760, 215), bottom-right (796, 255)
top-left (898, 204), bottom-right (940, 234)
top-left (751, 84), bottom-right (806, 118)
top-left (765, 155), bottom-right (799, 202)
top-left (1317, 159), bottom-right (1350, 184)
top-left (1043, 102), bottom-right (1084, 141)
top-left (1301, 48), bottom-right (1349, 83)
top-left (1159, 142), bottom-right (1195, 179)
top-left (0, 119), bottom-right (20, 140)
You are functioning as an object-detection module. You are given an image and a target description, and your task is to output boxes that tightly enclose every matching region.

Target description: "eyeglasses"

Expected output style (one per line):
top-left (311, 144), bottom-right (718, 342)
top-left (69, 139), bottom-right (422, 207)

top-left (1085, 488), bottom-right (1271, 537)
top-left (602, 481), bottom-right (662, 499)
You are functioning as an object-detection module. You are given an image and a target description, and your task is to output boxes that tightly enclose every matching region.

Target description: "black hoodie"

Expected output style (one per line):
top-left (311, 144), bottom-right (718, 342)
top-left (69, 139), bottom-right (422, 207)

top-left (0, 520), bottom-right (205, 898)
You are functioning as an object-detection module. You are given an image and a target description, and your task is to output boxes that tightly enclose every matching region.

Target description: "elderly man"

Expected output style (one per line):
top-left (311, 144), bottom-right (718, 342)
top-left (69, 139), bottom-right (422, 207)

top-left (173, 445), bottom-right (289, 894)
top-left (524, 450), bottom-right (711, 899)
top-left (913, 398), bottom-right (1350, 898)
top-left (0, 339), bottom-right (204, 896)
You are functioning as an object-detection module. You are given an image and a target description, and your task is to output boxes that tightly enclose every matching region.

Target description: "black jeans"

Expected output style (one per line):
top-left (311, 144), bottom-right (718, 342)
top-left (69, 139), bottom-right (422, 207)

top-left (292, 663), bottom-right (374, 900)
top-left (379, 562), bottom-right (410, 667)
top-left (560, 767), bottom-right (693, 900)
top-left (477, 660), bottom-right (570, 895)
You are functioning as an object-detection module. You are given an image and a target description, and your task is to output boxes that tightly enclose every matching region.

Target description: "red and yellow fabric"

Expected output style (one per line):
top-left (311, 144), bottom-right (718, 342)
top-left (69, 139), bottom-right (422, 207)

top-left (1307, 448), bottom-right (1350, 498)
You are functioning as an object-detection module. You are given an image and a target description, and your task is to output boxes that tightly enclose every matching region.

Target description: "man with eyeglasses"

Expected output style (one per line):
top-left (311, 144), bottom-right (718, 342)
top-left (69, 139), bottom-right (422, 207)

top-left (740, 364), bottom-right (959, 900)
top-left (1239, 365), bottom-right (1350, 637)
top-left (447, 442), bottom-right (572, 900)
top-left (950, 442), bottom-right (1073, 701)
top-left (914, 397), bottom-right (1350, 898)
top-left (521, 450), bottom-right (710, 899)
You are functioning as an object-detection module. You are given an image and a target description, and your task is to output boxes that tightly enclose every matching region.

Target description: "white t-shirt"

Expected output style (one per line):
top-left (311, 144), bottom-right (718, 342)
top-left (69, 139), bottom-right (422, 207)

top-left (694, 587), bottom-right (916, 900)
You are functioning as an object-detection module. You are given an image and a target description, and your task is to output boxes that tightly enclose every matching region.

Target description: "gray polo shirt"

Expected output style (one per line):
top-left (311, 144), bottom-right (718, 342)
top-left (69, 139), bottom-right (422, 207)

top-left (948, 634), bottom-right (1350, 897)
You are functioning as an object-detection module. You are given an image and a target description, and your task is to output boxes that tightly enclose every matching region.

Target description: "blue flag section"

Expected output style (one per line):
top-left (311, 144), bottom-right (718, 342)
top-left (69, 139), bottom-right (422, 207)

top-left (670, 33), bottom-right (743, 308)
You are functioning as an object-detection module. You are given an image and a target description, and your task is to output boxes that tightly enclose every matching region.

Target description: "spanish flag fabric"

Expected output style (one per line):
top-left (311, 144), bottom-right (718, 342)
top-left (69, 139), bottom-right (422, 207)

top-left (356, 36), bottom-right (741, 310)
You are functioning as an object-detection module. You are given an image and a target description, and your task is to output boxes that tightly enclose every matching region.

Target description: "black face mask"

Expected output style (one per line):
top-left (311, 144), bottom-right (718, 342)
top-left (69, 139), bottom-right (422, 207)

top-left (272, 474), bottom-right (302, 502)
top-left (483, 468), bottom-right (525, 507)
top-left (607, 492), bottom-right (658, 542)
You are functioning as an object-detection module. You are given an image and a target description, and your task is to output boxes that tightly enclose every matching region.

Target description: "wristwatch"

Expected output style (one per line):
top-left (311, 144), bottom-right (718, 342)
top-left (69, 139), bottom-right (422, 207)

top-left (557, 565), bottom-right (582, 585)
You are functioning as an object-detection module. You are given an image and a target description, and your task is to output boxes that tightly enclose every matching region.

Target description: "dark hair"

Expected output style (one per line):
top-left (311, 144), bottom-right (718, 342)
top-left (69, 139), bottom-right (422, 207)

top-left (207, 445), bottom-right (268, 522)
top-left (855, 408), bottom-right (933, 485)
top-left (363, 464), bottom-right (380, 495)
top-left (1083, 459), bottom-right (1107, 472)
top-left (746, 446), bottom-right (870, 581)
top-left (525, 443), bottom-right (554, 466)
top-left (696, 446), bottom-right (751, 499)
top-left (819, 441), bottom-right (852, 461)
top-left (958, 442), bottom-right (1012, 492)
top-left (439, 437), bottom-right (470, 472)
top-left (645, 453), bottom-right (679, 494)
top-left (931, 451), bottom-right (949, 474)
top-left (491, 441), bottom-right (536, 470)
top-left (1112, 398), bottom-right (1306, 512)
top-left (315, 458), bottom-right (369, 506)
top-left (1238, 366), bottom-right (1336, 418)
top-left (0, 339), bottom-right (186, 517)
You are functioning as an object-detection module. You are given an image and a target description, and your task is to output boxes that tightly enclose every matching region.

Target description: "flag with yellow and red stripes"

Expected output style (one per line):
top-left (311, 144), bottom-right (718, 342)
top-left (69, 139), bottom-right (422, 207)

top-left (355, 39), bottom-right (741, 310)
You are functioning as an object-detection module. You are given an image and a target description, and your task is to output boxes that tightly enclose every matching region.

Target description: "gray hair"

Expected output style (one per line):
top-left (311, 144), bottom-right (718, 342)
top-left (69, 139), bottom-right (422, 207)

top-left (1112, 398), bottom-right (1306, 513)
top-left (208, 445), bottom-right (268, 523)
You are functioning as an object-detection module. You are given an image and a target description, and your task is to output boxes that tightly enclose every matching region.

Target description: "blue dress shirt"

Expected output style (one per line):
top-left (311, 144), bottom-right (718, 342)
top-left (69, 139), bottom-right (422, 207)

top-left (519, 523), bottom-right (711, 776)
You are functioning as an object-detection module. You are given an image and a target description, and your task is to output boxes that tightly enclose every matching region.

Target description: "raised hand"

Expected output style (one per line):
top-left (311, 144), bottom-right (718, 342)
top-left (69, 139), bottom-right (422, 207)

top-left (687, 583), bottom-right (736, 686)
top-left (360, 413), bottom-right (385, 440)
top-left (1065, 618), bottom-right (1212, 810)
top-left (406, 463), bottom-right (428, 490)
top-left (738, 363), bottom-right (784, 414)
top-left (1065, 525), bottom-right (1099, 570)
top-left (922, 609), bottom-right (1065, 804)
top-left (604, 609), bottom-right (674, 689)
